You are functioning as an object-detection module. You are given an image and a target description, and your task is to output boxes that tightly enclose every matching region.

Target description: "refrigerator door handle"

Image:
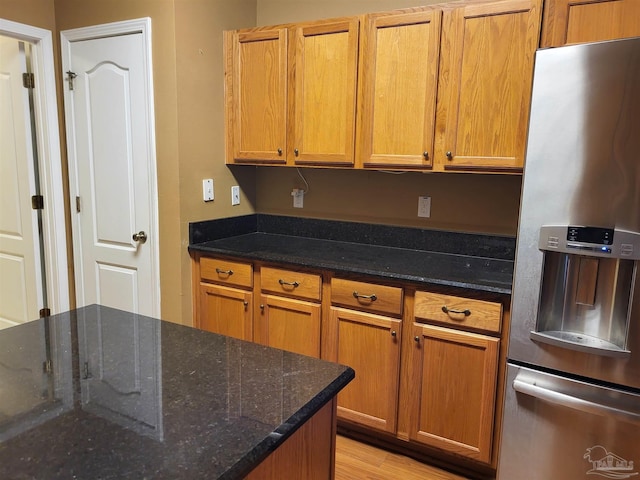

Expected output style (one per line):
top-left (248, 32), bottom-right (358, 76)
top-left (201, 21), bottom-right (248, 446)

top-left (513, 377), bottom-right (640, 427)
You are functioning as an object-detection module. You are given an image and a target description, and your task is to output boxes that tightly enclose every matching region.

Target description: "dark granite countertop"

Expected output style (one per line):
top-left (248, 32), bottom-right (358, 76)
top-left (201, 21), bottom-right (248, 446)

top-left (189, 215), bottom-right (515, 295)
top-left (0, 305), bottom-right (354, 479)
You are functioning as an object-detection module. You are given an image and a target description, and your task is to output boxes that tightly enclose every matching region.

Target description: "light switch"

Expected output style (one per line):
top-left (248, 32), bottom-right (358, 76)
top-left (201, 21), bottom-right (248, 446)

top-left (203, 179), bottom-right (214, 202)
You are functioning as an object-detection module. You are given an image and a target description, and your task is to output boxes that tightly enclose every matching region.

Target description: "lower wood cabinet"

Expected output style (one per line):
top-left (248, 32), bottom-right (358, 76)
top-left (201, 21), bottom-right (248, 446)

top-left (192, 254), bottom-right (508, 472)
top-left (328, 307), bottom-right (401, 434)
top-left (406, 323), bottom-right (499, 464)
top-left (199, 283), bottom-right (252, 341)
top-left (256, 294), bottom-right (321, 358)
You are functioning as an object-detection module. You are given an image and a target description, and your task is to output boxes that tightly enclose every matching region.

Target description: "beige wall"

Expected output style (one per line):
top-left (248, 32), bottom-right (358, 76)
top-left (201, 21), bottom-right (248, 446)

top-left (0, 0), bottom-right (56, 30)
top-left (254, 0), bottom-right (523, 236)
top-left (174, 0), bottom-right (256, 324)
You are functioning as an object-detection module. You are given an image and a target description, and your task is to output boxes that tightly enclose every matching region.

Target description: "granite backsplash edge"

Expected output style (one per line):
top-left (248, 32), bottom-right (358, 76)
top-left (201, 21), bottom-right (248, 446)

top-left (189, 214), bottom-right (515, 261)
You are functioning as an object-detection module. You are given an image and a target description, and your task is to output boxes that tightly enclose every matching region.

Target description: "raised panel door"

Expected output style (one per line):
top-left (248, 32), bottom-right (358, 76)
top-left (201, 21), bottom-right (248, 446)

top-left (330, 307), bottom-right (401, 434)
top-left (258, 294), bottom-right (321, 358)
top-left (434, 0), bottom-right (542, 171)
top-left (199, 283), bottom-right (252, 341)
top-left (226, 28), bottom-right (288, 164)
top-left (358, 8), bottom-right (442, 169)
top-left (409, 323), bottom-right (499, 463)
top-left (541, 0), bottom-right (640, 47)
top-left (291, 19), bottom-right (359, 166)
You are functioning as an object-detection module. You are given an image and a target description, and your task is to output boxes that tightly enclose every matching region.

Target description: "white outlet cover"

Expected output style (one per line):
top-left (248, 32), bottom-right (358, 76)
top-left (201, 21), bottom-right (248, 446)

top-left (418, 196), bottom-right (431, 218)
top-left (231, 185), bottom-right (240, 205)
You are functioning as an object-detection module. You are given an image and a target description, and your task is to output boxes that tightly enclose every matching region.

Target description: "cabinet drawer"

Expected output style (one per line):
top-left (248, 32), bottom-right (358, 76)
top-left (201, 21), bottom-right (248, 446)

top-left (200, 257), bottom-right (253, 288)
top-left (260, 267), bottom-right (321, 301)
top-left (414, 291), bottom-right (502, 334)
top-left (331, 278), bottom-right (403, 317)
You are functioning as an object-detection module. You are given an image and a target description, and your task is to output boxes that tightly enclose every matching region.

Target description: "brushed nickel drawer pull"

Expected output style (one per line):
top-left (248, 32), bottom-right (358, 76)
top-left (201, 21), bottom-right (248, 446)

top-left (353, 291), bottom-right (377, 302)
top-left (279, 279), bottom-right (300, 288)
top-left (442, 305), bottom-right (471, 316)
top-left (215, 268), bottom-right (234, 276)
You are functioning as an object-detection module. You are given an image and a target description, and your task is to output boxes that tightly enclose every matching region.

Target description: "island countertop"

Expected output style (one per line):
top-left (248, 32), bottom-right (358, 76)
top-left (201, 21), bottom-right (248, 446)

top-left (0, 305), bottom-right (354, 479)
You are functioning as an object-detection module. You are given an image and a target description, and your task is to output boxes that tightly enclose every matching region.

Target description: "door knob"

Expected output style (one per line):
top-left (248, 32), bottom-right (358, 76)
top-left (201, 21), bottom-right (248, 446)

top-left (132, 231), bottom-right (147, 244)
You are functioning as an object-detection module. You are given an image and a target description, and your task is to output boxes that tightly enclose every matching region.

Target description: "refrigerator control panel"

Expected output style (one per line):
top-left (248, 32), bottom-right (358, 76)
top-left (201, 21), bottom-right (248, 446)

top-left (539, 225), bottom-right (640, 259)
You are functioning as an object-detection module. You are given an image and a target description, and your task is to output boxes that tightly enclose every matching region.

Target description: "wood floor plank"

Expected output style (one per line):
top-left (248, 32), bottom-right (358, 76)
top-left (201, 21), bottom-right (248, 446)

top-left (335, 435), bottom-right (468, 480)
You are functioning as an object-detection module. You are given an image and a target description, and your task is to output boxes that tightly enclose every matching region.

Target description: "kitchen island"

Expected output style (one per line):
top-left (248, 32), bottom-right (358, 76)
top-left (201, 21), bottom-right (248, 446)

top-left (0, 305), bottom-right (354, 479)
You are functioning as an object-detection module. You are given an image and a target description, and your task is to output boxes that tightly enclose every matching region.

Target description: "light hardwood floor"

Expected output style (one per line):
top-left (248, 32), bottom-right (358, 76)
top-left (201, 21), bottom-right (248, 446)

top-left (335, 435), bottom-right (469, 480)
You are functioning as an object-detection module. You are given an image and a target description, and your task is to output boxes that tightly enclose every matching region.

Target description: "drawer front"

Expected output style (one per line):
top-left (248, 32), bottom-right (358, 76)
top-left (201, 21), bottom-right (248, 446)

top-left (260, 267), bottom-right (321, 301)
top-left (200, 257), bottom-right (253, 288)
top-left (331, 278), bottom-right (403, 317)
top-left (414, 291), bottom-right (502, 334)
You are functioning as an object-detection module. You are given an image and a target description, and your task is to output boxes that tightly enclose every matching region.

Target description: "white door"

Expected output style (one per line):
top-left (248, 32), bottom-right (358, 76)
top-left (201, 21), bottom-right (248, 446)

top-left (0, 36), bottom-right (43, 329)
top-left (62, 20), bottom-right (160, 317)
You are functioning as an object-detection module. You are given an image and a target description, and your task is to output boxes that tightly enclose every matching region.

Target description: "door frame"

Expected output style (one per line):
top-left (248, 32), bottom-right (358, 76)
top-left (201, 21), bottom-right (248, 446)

top-left (0, 19), bottom-right (70, 315)
top-left (60, 18), bottom-right (161, 317)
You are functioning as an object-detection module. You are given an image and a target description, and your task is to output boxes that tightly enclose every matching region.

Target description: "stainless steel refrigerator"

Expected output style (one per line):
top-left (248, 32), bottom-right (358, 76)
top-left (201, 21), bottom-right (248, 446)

top-left (498, 37), bottom-right (640, 479)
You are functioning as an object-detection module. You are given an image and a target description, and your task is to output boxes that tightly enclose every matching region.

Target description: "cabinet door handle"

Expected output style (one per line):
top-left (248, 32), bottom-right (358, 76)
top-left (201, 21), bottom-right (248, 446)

top-left (446, 151), bottom-right (453, 160)
top-left (260, 304), bottom-right (265, 310)
top-left (414, 336), bottom-right (420, 343)
top-left (243, 300), bottom-right (248, 310)
top-left (423, 151), bottom-right (429, 160)
top-left (353, 291), bottom-right (377, 302)
top-left (391, 330), bottom-right (397, 337)
top-left (294, 148), bottom-right (299, 156)
top-left (215, 268), bottom-right (234, 276)
top-left (442, 305), bottom-right (471, 316)
top-left (277, 148), bottom-right (283, 156)
top-left (278, 279), bottom-right (300, 288)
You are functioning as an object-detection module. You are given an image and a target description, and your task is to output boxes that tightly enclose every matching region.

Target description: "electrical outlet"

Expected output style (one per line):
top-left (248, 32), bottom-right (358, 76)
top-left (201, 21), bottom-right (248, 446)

top-left (202, 179), bottom-right (214, 202)
top-left (292, 189), bottom-right (304, 208)
top-left (231, 186), bottom-right (240, 206)
top-left (418, 196), bottom-right (431, 218)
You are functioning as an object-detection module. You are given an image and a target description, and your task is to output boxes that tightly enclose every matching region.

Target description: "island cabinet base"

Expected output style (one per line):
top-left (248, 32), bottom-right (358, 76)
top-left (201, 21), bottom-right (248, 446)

top-left (246, 398), bottom-right (337, 480)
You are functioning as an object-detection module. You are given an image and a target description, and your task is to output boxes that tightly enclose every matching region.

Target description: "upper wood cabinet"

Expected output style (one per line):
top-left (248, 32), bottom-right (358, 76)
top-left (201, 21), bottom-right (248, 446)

top-left (434, 0), bottom-right (543, 171)
top-left (356, 8), bottom-right (442, 169)
top-left (225, 0), bottom-right (543, 172)
top-left (225, 18), bottom-right (359, 166)
top-left (541, 0), bottom-right (640, 47)
top-left (291, 19), bottom-right (359, 166)
top-left (224, 28), bottom-right (288, 164)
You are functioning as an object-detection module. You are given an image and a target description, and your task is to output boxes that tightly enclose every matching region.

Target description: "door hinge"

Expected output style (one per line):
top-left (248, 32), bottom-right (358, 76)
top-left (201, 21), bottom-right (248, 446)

top-left (22, 72), bottom-right (35, 89)
top-left (39, 307), bottom-right (51, 317)
top-left (83, 362), bottom-right (92, 380)
top-left (43, 359), bottom-right (53, 374)
top-left (66, 70), bottom-right (77, 90)
top-left (31, 195), bottom-right (44, 210)
top-left (76, 196), bottom-right (81, 213)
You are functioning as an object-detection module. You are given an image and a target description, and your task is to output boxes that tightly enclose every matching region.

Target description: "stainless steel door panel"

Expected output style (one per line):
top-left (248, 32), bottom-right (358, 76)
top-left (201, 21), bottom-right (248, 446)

top-left (498, 365), bottom-right (640, 480)
top-left (510, 37), bottom-right (640, 388)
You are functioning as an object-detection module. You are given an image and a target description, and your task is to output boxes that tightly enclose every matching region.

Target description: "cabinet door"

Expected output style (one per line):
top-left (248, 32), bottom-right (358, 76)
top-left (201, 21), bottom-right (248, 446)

top-left (434, 0), bottom-right (542, 171)
top-left (541, 0), bottom-right (640, 47)
top-left (358, 9), bottom-right (442, 169)
top-left (257, 294), bottom-right (321, 358)
top-left (290, 19), bottom-right (359, 166)
top-left (225, 28), bottom-right (287, 164)
top-left (329, 307), bottom-right (401, 434)
top-left (408, 323), bottom-right (499, 463)
top-left (199, 283), bottom-right (252, 341)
